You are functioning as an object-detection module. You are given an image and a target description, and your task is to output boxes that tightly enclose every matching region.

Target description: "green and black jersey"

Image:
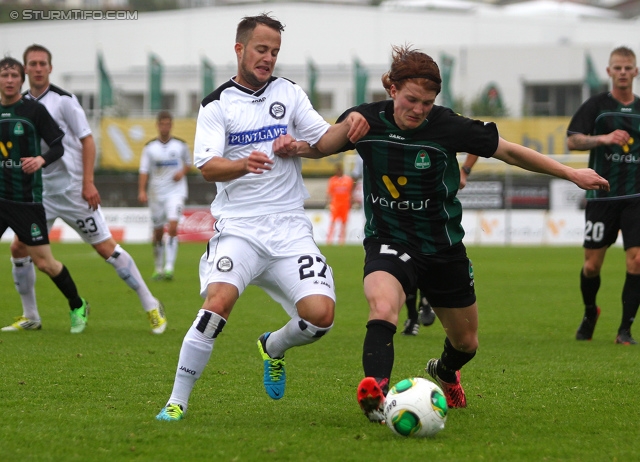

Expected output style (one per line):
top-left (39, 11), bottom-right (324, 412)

top-left (567, 92), bottom-right (640, 201)
top-left (337, 101), bottom-right (499, 254)
top-left (0, 98), bottom-right (64, 203)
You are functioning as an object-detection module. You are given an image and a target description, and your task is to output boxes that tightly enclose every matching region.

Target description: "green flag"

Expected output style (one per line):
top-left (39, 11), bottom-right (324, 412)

top-left (354, 58), bottom-right (368, 105)
top-left (585, 54), bottom-right (601, 93)
top-left (439, 53), bottom-right (454, 108)
top-left (202, 57), bottom-right (215, 97)
top-left (97, 52), bottom-right (113, 109)
top-left (307, 59), bottom-right (319, 108)
top-left (149, 53), bottom-right (163, 112)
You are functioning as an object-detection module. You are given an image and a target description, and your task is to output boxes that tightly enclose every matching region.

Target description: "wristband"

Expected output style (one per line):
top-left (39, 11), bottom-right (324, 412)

top-left (461, 166), bottom-right (471, 175)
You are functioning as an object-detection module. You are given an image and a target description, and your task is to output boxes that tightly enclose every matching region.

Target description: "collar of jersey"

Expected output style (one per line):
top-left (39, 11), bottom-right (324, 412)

top-left (230, 76), bottom-right (277, 97)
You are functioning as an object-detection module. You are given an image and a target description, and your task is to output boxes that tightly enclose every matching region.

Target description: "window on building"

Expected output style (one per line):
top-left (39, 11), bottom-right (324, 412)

top-left (316, 92), bottom-right (333, 112)
top-left (523, 84), bottom-right (583, 116)
top-left (76, 93), bottom-right (95, 112)
top-left (371, 91), bottom-right (389, 102)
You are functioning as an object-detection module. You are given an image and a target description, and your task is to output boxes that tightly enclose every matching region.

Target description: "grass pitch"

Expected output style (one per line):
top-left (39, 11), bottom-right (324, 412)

top-left (0, 242), bottom-right (637, 461)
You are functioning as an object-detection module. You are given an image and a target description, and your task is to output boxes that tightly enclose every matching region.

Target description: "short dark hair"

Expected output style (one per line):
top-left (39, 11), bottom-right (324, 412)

top-left (0, 57), bottom-right (25, 82)
top-left (157, 110), bottom-right (173, 122)
top-left (23, 44), bottom-right (52, 66)
top-left (236, 13), bottom-right (284, 45)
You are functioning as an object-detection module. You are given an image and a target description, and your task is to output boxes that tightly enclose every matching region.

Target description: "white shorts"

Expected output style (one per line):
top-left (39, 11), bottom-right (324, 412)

top-left (149, 194), bottom-right (185, 229)
top-left (198, 211), bottom-right (335, 318)
top-left (43, 189), bottom-right (112, 245)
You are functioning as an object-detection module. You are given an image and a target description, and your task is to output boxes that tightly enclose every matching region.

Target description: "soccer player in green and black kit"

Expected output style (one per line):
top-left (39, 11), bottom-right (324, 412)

top-left (273, 45), bottom-right (609, 420)
top-left (0, 57), bottom-right (89, 333)
top-left (567, 46), bottom-right (640, 345)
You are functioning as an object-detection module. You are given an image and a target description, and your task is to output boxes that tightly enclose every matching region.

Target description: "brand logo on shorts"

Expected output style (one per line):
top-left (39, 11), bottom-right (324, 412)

top-left (30, 223), bottom-right (42, 238)
top-left (217, 257), bottom-right (233, 272)
top-left (269, 102), bottom-right (286, 120)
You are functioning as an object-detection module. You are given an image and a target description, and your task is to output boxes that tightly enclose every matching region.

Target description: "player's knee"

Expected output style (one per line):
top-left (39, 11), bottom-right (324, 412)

top-left (10, 239), bottom-right (28, 258)
top-left (451, 334), bottom-right (478, 354)
top-left (583, 264), bottom-right (601, 278)
top-left (627, 250), bottom-right (640, 273)
top-left (296, 294), bottom-right (335, 326)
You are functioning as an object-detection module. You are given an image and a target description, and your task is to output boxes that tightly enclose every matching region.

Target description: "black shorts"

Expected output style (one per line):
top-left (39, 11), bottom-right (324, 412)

top-left (0, 198), bottom-right (50, 246)
top-left (583, 196), bottom-right (640, 250)
top-left (363, 239), bottom-right (475, 308)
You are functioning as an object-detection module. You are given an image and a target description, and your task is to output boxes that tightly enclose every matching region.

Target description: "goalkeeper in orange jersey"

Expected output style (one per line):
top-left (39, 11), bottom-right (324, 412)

top-left (326, 163), bottom-right (354, 245)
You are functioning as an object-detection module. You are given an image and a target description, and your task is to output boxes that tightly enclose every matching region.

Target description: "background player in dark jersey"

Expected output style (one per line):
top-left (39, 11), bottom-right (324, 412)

top-left (567, 46), bottom-right (640, 345)
top-left (274, 45), bottom-right (609, 420)
top-left (0, 57), bottom-right (89, 334)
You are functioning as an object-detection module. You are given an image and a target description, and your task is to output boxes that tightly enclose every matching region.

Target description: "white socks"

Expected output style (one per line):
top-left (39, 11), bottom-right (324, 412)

top-left (11, 256), bottom-right (39, 321)
top-left (265, 315), bottom-right (333, 358)
top-left (164, 236), bottom-right (178, 272)
top-left (106, 244), bottom-right (158, 311)
top-left (166, 309), bottom-right (227, 411)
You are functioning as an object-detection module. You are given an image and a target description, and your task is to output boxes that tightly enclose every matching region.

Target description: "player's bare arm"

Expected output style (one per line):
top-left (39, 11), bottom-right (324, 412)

top-left (138, 172), bottom-right (149, 204)
top-left (273, 112), bottom-right (370, 159)
top-left (567, 130), bottom-right (631, 151)
top-left (199, 151), bottom-right (273, 182)
top-left (493, 137), bottom-right (610, 191)
top-left (80, 135), bottom-right (101, 211)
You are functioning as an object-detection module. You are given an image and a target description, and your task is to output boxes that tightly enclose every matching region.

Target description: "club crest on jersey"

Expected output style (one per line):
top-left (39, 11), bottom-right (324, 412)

top-left (269, 102), bottom-right (286, 120)
top-left (415, 150), bottom-right (431, 169)
top-left (217, 257), bottom-right (233, 272)
top-left (13, 122), bottom-right (24, 135)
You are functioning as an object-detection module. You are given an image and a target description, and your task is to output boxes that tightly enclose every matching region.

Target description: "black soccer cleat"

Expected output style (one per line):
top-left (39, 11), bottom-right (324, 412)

top-left (575, 306), bottom-right (600, 341)
top-left (615, 330), bottom-right (638, 345)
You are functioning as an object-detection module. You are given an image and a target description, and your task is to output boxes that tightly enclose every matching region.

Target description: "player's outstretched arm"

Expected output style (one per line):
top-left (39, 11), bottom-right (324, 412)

top-left (493, 137), bottom-right (610, 191)
top-left (273, 112), bottom-right (369, 159)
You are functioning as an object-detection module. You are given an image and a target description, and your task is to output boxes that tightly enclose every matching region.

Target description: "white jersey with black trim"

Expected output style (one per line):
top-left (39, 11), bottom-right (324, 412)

top-left (140, 137), bottom-right (191, 200)
top-left (194, 76), bottom-right (330, 219)
top-left (23, 84), bottom-right (92, 195)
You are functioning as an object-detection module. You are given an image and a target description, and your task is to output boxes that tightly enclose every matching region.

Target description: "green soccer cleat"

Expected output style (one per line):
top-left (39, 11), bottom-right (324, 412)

top-left (152, 271), bottom-right (164, 281)
top-left (156, 403), bottom-right (185, 421)
top-left (164, 269), bottom-right (174, 281)
top-left (1, 316), bottom-right (42, 332)
top-left (147, 302), bottom-right (167, 334)
top-left (257, 332), bottom-right (286, 400)
top-left (70, 299), bottom-right (89, 334)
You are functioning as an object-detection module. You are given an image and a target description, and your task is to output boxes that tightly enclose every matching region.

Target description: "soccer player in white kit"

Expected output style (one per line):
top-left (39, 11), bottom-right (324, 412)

top-left (156, 13), bottom-right (367, 421)
top-left (138, 110), bottom-right (191, 281)
top-left (2, 44), bottom-right (167, 334)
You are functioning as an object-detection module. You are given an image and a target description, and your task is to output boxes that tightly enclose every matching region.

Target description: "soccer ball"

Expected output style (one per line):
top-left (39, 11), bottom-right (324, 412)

top-left (383, 377), bottom-right (448, 437)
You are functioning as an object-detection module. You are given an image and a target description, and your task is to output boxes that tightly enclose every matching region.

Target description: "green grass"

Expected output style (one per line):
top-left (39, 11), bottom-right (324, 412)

top-left (1, 242), bottom-right (637, 461)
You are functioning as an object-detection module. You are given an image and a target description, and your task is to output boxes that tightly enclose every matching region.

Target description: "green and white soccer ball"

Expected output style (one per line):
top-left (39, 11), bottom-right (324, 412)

top-left (383, 377), bottom-right (448, 437)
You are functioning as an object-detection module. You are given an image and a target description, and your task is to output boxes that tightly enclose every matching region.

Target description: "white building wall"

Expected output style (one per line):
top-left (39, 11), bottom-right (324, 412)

top-left (0, 4), bottom-right (638, 118)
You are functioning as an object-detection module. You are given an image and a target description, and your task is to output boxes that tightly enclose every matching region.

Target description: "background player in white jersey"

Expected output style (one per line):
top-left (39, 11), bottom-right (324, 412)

top-left (2, 44), bottom-right (167, 335)
top-left (138, 110), bottom-right (191, 281)
top-left (156, 13), bottom-right (367, 421)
